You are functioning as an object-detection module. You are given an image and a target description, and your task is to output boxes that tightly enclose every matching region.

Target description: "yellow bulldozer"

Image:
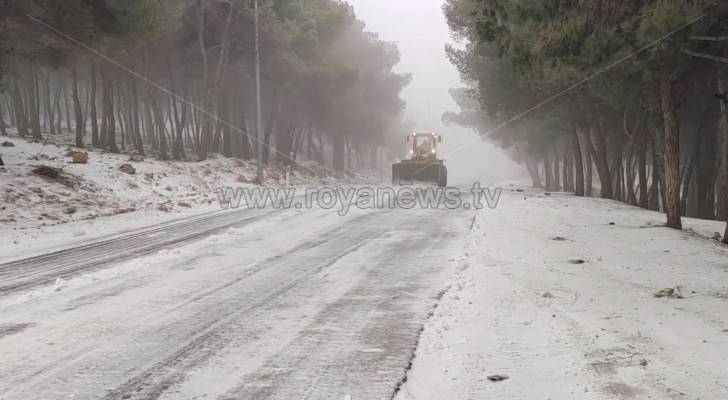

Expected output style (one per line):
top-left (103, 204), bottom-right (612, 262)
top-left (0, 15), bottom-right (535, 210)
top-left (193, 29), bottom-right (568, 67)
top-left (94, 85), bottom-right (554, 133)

top-left (392, 133), bottom-right (448, 187)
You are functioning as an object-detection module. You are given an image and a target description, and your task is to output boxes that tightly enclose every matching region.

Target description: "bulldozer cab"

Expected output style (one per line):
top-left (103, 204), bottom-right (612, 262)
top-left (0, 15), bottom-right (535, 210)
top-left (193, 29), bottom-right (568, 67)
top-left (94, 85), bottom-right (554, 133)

top-left (406, 133), bottom-right (441, 161)
top-left (394, 133), bottom-right (447, 187)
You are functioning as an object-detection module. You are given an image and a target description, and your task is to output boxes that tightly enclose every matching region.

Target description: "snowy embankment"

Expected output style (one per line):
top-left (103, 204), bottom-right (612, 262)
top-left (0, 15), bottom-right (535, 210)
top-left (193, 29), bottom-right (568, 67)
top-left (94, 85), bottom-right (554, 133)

top-left (396, 188), bottom-right (728, 400)
top-left (0, 134), bottom-right (378, 261)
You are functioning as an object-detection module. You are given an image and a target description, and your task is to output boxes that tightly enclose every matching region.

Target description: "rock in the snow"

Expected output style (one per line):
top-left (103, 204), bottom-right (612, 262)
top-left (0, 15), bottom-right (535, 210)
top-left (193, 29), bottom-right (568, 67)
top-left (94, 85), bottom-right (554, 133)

top-left (654, 287), bottom-right (684, 299)
top-left (118, 163), bottom-right (136, 174)
top-left (72, 151), bottom-right (89, 164)
top-left (487, 374), bottom-right (509, 382)
top-left (2, 141), bottom-right (15, 147)
top-left (32, 165), bottom-right (61, 178)
top-left (569, 259), bottom-right (586, 264)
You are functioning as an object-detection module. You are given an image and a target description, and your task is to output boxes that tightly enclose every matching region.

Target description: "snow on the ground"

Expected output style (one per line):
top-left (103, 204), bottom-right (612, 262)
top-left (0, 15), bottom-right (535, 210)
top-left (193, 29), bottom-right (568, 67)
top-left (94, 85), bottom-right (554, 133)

top-left (0, 133), bottom-right (379, 259)
top-left (396, 187), bottom-right (728, 400)
top-left (0, 203), bottom-right (465, 400)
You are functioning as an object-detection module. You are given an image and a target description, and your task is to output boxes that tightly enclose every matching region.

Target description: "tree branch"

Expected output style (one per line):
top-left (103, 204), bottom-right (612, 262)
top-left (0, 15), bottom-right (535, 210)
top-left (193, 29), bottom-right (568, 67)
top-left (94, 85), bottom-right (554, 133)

top-left (689, 35), bottom-right (728, 42)
top-left (682, 49), bottom-right (728, 65)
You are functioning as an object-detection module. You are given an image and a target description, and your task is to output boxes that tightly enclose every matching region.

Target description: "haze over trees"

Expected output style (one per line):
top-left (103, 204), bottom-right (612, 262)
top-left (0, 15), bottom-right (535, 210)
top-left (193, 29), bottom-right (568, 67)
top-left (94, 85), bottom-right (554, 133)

top-left (0, 0), bottom-right (410, 173)
top-left (443, 0), bottom-right (728, 235)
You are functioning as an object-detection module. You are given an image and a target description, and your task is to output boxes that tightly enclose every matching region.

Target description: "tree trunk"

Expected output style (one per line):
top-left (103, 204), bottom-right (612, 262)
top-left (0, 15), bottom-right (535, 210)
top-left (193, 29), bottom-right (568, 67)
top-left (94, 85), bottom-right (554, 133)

top-left (525, 159), bottom-right (542, 188)
top-left (130, 79), bottom-right (144, 156)
top-left (649, 132), bottom-right (661, 211)
top-left (0, 100), bottom-right (7, 136)
top-left (591, 121), bottom-right (613, 199)
top-left (544, 150), bottom-right (554, 191)
top-left (221, 92), bottom-right (232, 157)
top-left (660, 76), bottom-right (682, 229)
top-left (45, 72), bottom-right (55, 135)
top-left (562, 144), bottom-right (570, 192)
top-left (63, 83), bottom-right (72, 133)
top-left (276, 122), bottom-right (295, 165)
top-left (239, 110), bottom-right (252, 160)
top-left (572, 129), bottom-right (585, 196)
top-left (333, 134), bottom-right (345, 171)
top-left (718, 76), bottom-right (728, 221)
top-left (681, 141), bottom-right (700, 216)
top-left (13, 80), bottom-right (28, 138)
top-left (103, 69), bottom-right (119, 153)
top-left (626, 136), bottom-right (638, 205)
top-left (637, 128), bottom-right (649, 208)
top-left (262, 101), bottom-right (276, 165)
top-left (552, 146), bottom-right (560, 190)
top-left (580, 124), bottom-right (594, 196)
top-left (28, 68), bottom-right (43, 141)
top-left (317, 133), bottom-right (325, 164)
top-left (153, 99), bottom-right (168, 160)
top-left (172, 95), bottom-right (186, 160)
top-left (718, 79), bottom-right (728, 241)
top-left (71, 64), bottom-right (84, 148)
top-left (89, 65), bottom-right (99, 147)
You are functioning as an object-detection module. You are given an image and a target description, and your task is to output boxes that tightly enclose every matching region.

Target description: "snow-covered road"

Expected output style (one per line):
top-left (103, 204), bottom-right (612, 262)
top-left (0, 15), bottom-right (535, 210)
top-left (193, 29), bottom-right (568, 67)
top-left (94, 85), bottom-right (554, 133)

top-left (2, 186), bottom-right (728, 400)
top-left (0, 202), bottom-right (469, 399)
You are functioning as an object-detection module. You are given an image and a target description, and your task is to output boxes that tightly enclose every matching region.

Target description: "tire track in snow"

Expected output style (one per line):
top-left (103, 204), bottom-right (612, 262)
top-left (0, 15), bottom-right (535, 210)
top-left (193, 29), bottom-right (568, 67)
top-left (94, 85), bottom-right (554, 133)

top-left (0, 210), bottom-right (379, 400)
top-left (95, 211), bottom-right (393, 400)
top-left (0, 207), bottom-right (283, 295)
top-left (218, 220), bottom-right (458, 400)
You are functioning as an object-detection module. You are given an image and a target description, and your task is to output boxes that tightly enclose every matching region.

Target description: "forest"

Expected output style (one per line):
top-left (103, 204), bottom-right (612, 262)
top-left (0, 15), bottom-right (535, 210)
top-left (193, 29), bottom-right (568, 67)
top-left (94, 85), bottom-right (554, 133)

top-left (0, 0), bottom-right (410, 173)
top-left (443, 0), bottom-right (728, 236)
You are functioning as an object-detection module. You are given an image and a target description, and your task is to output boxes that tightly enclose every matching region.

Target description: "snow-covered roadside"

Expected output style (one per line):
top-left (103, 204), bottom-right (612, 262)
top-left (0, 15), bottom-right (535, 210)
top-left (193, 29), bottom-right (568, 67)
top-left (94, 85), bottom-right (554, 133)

top-left (0, 202), bottom-right (227, 263)
top-left (0, 134), bottom-right (379, 259)
top-left (396, 188), bottom-right (728, 400)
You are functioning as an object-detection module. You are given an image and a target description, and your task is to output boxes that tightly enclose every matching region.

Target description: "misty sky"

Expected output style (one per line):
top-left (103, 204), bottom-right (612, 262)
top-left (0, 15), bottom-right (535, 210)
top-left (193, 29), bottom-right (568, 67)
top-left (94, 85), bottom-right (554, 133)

top-left (345, 0), bottom-right (523, 185)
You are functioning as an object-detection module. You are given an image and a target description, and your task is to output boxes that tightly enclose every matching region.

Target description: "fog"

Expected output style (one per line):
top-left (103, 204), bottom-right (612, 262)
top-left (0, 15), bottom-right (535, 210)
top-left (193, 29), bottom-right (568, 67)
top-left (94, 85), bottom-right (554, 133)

top-left (346, 0), bottom-right (524, 185)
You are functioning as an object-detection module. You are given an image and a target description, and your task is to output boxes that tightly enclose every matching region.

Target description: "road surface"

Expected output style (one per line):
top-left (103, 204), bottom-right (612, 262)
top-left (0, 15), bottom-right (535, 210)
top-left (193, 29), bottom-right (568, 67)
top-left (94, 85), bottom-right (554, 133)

top-left (0, 202), bottom-right (470, 400)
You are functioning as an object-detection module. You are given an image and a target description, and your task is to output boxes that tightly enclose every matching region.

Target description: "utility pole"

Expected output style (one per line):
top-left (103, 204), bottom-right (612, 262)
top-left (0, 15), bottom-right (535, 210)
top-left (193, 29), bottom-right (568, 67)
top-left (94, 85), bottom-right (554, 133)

top-left (255, 0), bottom-right (264, 184)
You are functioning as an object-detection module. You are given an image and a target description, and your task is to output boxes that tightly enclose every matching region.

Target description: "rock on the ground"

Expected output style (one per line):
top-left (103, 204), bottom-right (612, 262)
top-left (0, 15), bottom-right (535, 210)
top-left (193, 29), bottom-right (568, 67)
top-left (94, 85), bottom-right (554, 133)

top-left (72, 152), bottom-right (89, 164)
top-left (118, 163), bottom-right (136, 174)
top-left (32, 165), bottom-right (61, 178)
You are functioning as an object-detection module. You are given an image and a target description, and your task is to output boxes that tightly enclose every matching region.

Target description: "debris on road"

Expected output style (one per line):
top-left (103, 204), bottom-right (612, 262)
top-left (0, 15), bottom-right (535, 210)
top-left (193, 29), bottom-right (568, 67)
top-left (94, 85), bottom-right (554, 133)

top-left (654, 287), bottom-right (684, 299)
top-left (487, 374), bottom-right (510, 382)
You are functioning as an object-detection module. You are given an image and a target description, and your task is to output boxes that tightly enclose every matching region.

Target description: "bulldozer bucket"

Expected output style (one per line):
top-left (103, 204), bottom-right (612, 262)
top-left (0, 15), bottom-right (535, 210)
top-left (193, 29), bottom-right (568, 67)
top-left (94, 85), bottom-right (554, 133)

top-left (393, 163), bottom-right (447, 187)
